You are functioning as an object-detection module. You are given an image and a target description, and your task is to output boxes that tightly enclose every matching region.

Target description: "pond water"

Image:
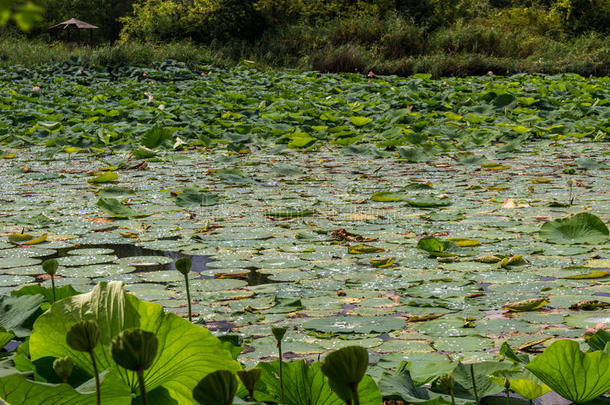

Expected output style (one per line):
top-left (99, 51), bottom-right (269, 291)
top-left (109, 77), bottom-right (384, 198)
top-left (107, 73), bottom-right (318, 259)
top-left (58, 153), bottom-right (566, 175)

top-left (0, 141), bottom-right (608, 375)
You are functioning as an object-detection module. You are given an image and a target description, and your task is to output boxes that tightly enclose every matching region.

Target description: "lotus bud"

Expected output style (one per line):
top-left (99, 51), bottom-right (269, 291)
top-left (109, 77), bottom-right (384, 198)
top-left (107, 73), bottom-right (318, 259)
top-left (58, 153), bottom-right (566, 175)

top-left (175, 257), bottom-right (192, 275)
top-left (237, 368), bottom-right (261, 398)
top-left (66, 320), bottom-right (100, 352)
top-left (53, 356), bottom-right (73, 382)
top-left (321, 346), bottom-right (368, 402)
top-left (271, 327), bottom-right (287, 344)
top-left (433, 374), bottom-right (454, 394)
top-left (193, 370), bottom-right (238, 405)
top-left (110, 329), bottom-right (158, 371)
top-left (42, 258), bottom-right (58, 276)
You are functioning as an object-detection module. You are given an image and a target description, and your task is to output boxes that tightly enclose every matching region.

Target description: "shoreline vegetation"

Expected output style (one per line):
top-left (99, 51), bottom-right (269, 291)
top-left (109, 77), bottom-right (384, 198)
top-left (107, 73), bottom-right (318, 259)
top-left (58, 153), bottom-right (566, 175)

top-left (0, 0), bottom-right (608, 77)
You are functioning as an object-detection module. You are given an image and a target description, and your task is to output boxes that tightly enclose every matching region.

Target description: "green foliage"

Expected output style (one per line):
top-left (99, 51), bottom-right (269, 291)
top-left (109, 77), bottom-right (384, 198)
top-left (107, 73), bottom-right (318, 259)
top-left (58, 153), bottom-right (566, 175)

top-left (526, 340), bottom-right (610, 403)
top-left (0, 0), bottom-right (43, 31)
top-left (28, 281), bottom-right (241, 403)
top-left (1, 279), bottom-right (610, 404)
top-left (550, 0), bottom-right (610, 34)
top-left (255, 359), bottom-right (383, 405)
top-left (539, 213), bottom-right (609, 245)
top-left (121, 0), bottom-right (267, 42)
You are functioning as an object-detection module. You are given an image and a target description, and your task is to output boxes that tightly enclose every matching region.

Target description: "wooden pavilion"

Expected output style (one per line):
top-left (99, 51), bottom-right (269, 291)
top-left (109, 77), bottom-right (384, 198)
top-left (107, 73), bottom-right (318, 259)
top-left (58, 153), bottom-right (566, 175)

top-left (49, 18), bottom-right (98, 43)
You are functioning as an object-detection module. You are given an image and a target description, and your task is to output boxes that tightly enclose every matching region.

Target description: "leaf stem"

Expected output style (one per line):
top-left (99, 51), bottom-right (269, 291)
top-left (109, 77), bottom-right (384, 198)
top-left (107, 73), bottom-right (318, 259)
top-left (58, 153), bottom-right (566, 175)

top-left (137, 369), bottom-right (148, 405)
top-left (50, 276), bottom-right (56, 304)
top-left (184, 273), bottom-right (192, 322)
top-left (88, 349), bottom-right (101, 405)
top-left (350, 382), bottom-right (360, 405)
top-left (470, 364), bottom-right (480, 405)
top-left (278, 343), bottom-right (285, 405)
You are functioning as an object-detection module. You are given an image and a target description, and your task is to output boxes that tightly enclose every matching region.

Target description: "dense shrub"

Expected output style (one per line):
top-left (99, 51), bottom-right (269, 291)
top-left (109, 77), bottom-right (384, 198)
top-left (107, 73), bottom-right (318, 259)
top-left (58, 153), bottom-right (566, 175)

top-left (550, 0), bottom-right (610, 34)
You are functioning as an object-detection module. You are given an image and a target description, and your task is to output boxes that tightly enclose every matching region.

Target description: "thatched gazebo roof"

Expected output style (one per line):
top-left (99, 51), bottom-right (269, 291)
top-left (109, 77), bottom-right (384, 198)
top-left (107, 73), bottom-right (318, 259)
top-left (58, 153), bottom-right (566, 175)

top-left (50, 18), bottom-right (98, 30)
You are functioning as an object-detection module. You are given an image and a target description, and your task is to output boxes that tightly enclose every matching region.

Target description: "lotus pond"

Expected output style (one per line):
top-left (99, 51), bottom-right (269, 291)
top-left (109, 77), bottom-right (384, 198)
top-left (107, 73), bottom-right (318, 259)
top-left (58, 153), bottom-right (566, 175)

top-left (0, 62), bottom-right (609, 380)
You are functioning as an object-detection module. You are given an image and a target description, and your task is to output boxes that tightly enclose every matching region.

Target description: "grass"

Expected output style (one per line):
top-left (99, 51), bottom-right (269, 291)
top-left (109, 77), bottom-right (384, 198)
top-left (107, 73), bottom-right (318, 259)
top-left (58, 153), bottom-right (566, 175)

top-left (1, 14), bottom-right (609, 78)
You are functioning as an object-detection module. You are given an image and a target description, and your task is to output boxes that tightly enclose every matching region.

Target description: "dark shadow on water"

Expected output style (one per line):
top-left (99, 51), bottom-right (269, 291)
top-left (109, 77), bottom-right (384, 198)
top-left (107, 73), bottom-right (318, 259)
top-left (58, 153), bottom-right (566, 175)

top-left (40, 243), bottom-right (277, 286)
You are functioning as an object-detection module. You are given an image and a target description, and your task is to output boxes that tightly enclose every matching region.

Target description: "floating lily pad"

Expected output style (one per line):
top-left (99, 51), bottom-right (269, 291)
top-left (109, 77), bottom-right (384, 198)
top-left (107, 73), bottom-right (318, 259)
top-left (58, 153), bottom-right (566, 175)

top-left (57, 255), bottom-right (117, 267)
top-left (303, 316), bottom-right (405, 334)
top-left (119, 256), bottom-right (174, 266)
top-left (433, 336), bottom-right (494, 352)
top-left (539, 213), bottom-right (609, 245)
top-left (0, 257), bottom-right (42, 269)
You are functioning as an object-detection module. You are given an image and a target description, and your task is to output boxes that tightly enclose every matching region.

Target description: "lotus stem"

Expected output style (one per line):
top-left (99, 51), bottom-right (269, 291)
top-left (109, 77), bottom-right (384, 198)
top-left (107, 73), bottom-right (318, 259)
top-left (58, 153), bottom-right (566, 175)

top-left (50, 276), bottom-right (56, 304)
top-left (88, 349), bottom-right (101, 405)
top-left (450, 385), bottom-right (455, 405)
top-left (137, 369), bottom-right (148, 405)
top-left (278, 342), bottom-right (285, 405)
top-left (184, 273), bottom-right (192, 322)
top-left (470, 364), bottom-right (480, 405)
top-left (350, 382), bottom-right (360, 405)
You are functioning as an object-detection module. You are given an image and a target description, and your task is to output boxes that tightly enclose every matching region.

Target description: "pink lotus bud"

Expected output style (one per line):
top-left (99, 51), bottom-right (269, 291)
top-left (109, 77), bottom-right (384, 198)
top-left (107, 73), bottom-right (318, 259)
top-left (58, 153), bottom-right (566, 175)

top-left (443, 81), bottom-right (449, 86)
top-left (142, 72), bottom-right (148, 77)
top-left (32, 86), bottom-right (40, 91)
top-left (488, 71), bottom-right (493, 76)
top-left (595, 322), bottom-right (608, 330)
top-left (406, 105), bottom-right (413, 110)
top-left (201, 72), bottom-right (205, 76)
top-left (368, 71), bottom-right (374, 78)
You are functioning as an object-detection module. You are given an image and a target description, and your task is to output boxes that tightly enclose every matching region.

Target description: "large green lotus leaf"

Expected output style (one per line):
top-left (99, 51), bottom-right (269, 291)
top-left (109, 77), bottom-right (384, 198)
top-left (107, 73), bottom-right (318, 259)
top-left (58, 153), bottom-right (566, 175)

top-left (586, 329), bottom-right (610, 352)
top-left (0, 294), bottom-right (44, 337)
top-left (349, 116), bottom-right (373, 127)
top-left (526, 339), bottom-right (610, 403)
top-left (214, 168), bottom-right (254, 184)
top-left (87, 171), bottom-right (118, 184)
top-left (0, 328), bottom-right (13, 348)
top-left (303, 316), bottom-right (405, 334)
top-left (254, 360), bottom-right (382, 405)
top-left (11, 284), bottom-right (81, 304)
top-left (272, 164), bottom-right (304, 177)
top-left (489, 370), bottom-right (550, 400)
top-left (96, 197), bottom-right (145, 219)
top-left (175, 187), bottom-right (220, 207)
top-left (141, 126), bottom-right (173, 149)
top-left (379, 366), bottom-right (467, 404)
top-left (539, 213), bottom-right (609, 245)
top-left (416, 237), bottom-right (460, 257)
top-left (370, 191), bottom-right (407, 202)
top-left (96, 186), bottom-right (135, 198)
top-left (0, 372), bottom-right (132, 405)
top-left (29, 281), bottom-right (240, 403)
top-left (452, 361), bottom-right (515, 399)
top-left (406, 196), bottom-right (451, 208)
